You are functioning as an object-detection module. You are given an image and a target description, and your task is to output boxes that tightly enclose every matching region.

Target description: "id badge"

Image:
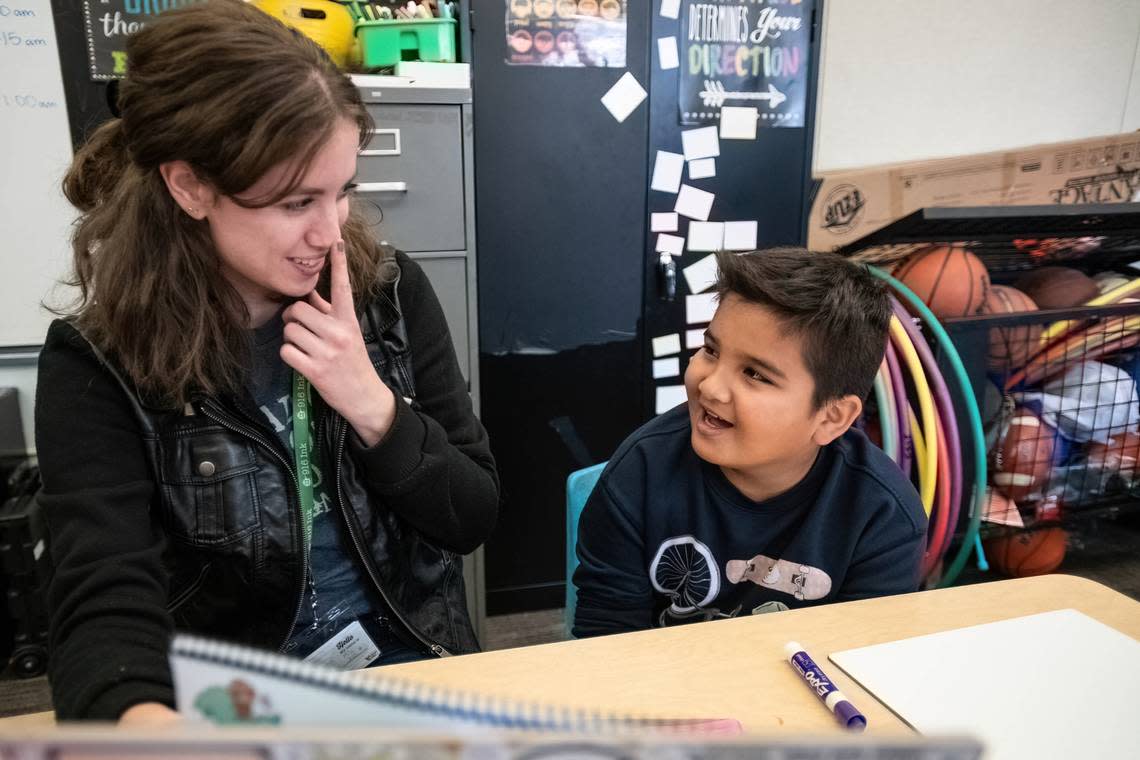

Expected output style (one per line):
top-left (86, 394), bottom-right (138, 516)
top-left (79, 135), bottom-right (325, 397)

top-left (303, 619), bottom-right (381, 670)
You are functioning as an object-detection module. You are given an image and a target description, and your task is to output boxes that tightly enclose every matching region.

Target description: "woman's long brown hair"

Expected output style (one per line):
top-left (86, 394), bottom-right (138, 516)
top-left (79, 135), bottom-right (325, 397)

top-left (58, 0), bottom-right (393, 406)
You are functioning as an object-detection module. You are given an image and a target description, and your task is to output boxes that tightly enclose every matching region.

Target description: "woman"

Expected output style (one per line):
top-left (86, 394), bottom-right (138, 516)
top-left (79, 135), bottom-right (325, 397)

top-left (36, 0), bottom-right (498, 723)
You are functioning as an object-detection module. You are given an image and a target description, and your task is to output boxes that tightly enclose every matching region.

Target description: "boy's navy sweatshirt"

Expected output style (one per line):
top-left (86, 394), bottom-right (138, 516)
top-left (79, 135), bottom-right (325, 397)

top-left (573, 405), bottom-right (927, 637)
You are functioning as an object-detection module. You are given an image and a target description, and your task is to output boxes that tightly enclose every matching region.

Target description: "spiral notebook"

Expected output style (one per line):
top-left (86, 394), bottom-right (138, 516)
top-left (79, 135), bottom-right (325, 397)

top-left (170, 634), bottom-right (742, 733)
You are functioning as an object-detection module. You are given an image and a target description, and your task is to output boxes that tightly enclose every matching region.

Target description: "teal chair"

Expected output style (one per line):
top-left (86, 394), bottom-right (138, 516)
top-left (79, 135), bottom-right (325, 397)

top-left (564, 462), bottom-right (607, 636)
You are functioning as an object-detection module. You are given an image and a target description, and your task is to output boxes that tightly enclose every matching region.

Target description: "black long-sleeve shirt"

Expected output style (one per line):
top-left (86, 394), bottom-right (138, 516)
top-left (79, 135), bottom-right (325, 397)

top-left (573, 406), bottom-right (926, 637)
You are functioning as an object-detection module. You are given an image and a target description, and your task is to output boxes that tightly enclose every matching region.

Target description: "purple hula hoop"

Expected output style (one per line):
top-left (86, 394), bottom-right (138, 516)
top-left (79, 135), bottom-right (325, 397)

top-left (884, 339), bottom-right (911, 478)
top-left (890, 298), bottom-right (963, 563)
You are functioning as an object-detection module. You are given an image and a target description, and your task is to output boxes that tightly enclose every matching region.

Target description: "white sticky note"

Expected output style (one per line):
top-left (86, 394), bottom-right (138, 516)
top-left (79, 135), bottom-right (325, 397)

top-left (655, 233), bottom-right (685, 256)
top-left (688, 221), bottom-right (724, 252)
top-left (657, 36), bottom-right (679, 70)
top-left (686, 292), bottom-right (718, 324)
top-left (650, 150), bottom-right (685, 193)
top-left (686, 328), bottom-right (706, 349)
top-left (655, 385), bottom-right (688, 414)
top-left (720, 106), bottom-right (758, 140)
top-left (652, 333), bottom-right (682, 357)
top-left (651, 212), bottom-right (679, 232)
top-left (652, 357), bottom-right (680, 379)
top-left (600, 72), bottom-right (647, 124)
top-left (681, 126), bottom-right (720, 160)
top-left (723, 220), bottom-right (758, 250)
top-left (675, 184), bottom-right (715, 221)
top-left (659, 0), bottom-right (680, 19)
top-left (688, 158), bottom-right (716, 179)
top-left (683, 254), bottom-right (720, 294)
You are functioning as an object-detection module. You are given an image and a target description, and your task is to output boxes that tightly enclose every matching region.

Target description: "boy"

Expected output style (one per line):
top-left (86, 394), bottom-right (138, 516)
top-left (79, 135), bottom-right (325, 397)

top-left (573, 247), bottom-right (926, 637)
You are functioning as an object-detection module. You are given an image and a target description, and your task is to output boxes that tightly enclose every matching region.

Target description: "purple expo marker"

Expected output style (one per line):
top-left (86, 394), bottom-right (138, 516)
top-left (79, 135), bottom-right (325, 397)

top-left (784, 641), bottom-right (867, 732)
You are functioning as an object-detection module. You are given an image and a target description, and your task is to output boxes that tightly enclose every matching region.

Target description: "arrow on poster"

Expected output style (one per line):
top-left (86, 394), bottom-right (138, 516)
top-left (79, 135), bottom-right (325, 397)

top-left (699, 81), bottom-right (786, 110)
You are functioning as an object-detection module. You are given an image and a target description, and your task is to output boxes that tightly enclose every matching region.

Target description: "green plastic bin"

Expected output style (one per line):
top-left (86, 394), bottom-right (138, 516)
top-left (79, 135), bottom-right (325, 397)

top-left (356, 18), bottom-right (457, 69)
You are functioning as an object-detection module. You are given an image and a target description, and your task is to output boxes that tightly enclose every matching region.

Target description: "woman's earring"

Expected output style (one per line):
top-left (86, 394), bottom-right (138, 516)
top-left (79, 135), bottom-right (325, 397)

top-left (185, 207), bottom-right (197, 218)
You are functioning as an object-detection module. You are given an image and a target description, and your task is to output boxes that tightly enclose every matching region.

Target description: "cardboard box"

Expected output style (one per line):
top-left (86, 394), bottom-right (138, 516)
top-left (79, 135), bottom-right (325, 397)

top-left (808, 132), bottom-right (1140, 252)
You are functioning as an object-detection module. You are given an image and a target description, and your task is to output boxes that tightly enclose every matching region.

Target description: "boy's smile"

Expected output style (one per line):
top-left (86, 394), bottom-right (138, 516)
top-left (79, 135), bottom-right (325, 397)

top-left (684, 293), bottom-right (828, 502)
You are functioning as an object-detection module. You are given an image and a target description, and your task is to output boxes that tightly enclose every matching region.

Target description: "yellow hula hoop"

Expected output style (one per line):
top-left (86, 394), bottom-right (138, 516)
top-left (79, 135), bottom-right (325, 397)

top-left (890, 316), bottom-right (937, 515)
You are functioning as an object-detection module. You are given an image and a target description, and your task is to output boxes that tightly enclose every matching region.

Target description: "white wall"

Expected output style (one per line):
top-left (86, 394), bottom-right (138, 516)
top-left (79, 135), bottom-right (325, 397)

top-left (814, 0), bottom-right (1140, 174)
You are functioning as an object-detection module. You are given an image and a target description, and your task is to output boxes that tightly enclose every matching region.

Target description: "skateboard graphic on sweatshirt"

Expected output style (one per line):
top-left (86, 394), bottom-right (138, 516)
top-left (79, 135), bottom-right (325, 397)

top-left (725, 554), bottom-right (832, 601)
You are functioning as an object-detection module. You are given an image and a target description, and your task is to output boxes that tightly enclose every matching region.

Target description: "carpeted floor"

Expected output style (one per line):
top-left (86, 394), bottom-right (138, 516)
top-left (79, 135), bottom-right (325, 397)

top-left (3, 516), bottom-right (1138, 719)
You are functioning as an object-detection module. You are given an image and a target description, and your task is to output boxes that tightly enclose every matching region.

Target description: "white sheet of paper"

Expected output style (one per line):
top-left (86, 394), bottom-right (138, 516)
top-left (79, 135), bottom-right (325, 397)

top-left (655, 233), bottom-right (684, 256)
top-left (650, 212), bottom-right (679, 232)
top-left (675, 184), bottom-right (714, 221)
top-left (657, 36), bottom-right (679, 70)
top-left (686, 328), bottom-right (706, 349)
top-left (655, 385), bottom-right (687, 414)
top-left (652, 357), bottom-right (680, 379)
top-left (600, 72), bottom-right (647, 124)
top-left (659, 0), bottom-right (680, 19)
top-left (830, 610), bottom-right (1140, 760)
top-left (686, 292), bottom-right (718, 324)
top-left (722, 220), bottom-right (758, 250)
top-left (683, 254), bottom-right (719, 294)
top-left (720, 106), bottom-right (758, 140)
top-left (651, 333), bottom-right (682, 357)
top-left (688, 222), bottom-right (724, 252)
top-left (688, 158), bottom-right (716, 179)
top-left (650, 150), bottom-right (685, 193)
top-left (681, 126), bottom-right (720, 160)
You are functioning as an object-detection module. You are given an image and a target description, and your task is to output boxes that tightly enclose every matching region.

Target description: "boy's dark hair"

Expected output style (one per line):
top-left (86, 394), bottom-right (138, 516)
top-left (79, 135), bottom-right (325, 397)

top-left (714, 247), bottom-right (890, 409)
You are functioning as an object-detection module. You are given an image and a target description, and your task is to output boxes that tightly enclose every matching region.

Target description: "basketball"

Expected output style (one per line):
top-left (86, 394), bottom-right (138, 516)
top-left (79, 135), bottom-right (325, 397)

top-left (983, 527), bottom-right (1067, 577)
top-left (893, 245), bottom-right (990, 320)
top-left (992, 407), bottom-right (1056, 503)
top-left (1085, 432), bottom-right (1140, 477)
top-left (1014, 267), bottom-right (1099, 310)
top-left (979, 285), bottom-right (1041, 373)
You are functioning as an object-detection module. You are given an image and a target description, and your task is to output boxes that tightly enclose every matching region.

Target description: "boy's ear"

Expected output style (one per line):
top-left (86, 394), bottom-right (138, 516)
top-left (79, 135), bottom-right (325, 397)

top-left (812, 395), bottom-right (863, 446)
top-left (158, 160), bottom-right (216, 220)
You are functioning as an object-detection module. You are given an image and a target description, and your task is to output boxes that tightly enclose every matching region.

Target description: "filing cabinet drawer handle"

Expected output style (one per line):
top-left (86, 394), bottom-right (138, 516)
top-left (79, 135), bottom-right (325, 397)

top-left (360, 128), bottom-right (401, 157)
top-left (356, 181), bottom-right (408, 193)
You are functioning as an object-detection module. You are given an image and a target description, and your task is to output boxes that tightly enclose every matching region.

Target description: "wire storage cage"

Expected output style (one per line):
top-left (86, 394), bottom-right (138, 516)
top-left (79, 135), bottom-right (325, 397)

top-left (839, 203), bottom-right (1140, 583)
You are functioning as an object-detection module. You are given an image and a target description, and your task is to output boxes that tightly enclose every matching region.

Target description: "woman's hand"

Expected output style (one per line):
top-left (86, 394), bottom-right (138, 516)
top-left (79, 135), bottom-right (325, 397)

top-left (119, 701), bottom-right (182, 726)
top-left (281, 240), bottom-right (397, 447)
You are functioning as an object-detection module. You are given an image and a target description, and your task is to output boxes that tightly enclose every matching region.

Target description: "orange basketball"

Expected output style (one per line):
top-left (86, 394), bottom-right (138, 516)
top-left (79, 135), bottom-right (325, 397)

top-left (1014, 267), bottom-right (1099, 310)
top-left (992, 407), bottom-right (1056, 503)
top-left (893, 245), bottom-right (990, 320)
top-left (983, 527), bottom-right (1067, 577)
top-left (1085, 432), bottom-right (1140, 477)
top-left (979, 285), bottom-right (1041, 373)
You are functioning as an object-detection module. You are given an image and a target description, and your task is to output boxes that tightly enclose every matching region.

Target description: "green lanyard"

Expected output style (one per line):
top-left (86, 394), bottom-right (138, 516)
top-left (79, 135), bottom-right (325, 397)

top-left (291, 371), bottom-right (315, 552)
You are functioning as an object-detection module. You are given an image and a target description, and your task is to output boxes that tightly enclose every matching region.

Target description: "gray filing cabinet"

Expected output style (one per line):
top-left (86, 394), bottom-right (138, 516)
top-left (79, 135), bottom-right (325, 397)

top-left (353, 81), bottom-right (485, 640)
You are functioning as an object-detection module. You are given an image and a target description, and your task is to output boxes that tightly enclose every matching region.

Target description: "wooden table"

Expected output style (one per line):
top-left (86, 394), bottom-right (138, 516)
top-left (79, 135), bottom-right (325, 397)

top-left (375, 574), bottom-right (1140, 734)
top-left (5, 574), bottom-right (1138, 735)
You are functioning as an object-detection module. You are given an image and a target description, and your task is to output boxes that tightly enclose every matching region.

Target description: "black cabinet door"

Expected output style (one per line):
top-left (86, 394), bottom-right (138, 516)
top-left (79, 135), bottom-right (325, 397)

top-left (473, 1), bottom-right (652, 614)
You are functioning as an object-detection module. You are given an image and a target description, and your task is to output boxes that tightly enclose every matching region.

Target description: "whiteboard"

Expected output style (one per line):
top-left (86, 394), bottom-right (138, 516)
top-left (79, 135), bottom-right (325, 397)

top-left (814, 0), bottom-right (1140, 174)
top-left (3, 2), bottom-right (76, 347)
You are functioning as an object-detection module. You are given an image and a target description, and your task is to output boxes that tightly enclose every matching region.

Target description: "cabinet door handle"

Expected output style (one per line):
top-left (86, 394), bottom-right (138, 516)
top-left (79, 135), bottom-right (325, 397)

top-left (356, 181), bottom-right (408, 193)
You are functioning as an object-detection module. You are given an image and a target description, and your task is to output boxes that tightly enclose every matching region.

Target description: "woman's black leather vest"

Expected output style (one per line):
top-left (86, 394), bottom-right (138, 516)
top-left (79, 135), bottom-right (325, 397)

top-left (79, 270), bottom-right (480, 658)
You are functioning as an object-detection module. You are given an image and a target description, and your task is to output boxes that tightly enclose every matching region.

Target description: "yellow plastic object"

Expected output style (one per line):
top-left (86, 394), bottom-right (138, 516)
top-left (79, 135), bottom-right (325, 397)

top-left (254, 0), bottom-right (355, 68)
top-left (890, 316), bottom-right (937, 516)
top-left (1038, 277), bottom-right (1140, 345)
